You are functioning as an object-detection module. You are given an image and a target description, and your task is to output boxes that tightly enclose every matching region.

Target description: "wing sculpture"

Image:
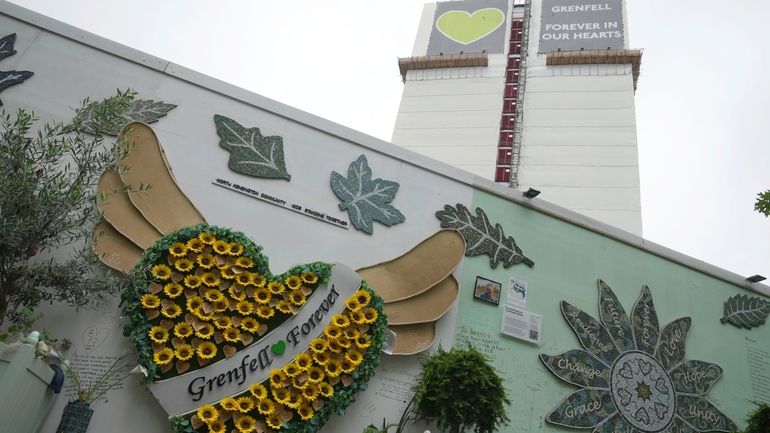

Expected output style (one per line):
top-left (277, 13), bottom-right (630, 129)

top-left (92, 123), bottom-right (464, 355)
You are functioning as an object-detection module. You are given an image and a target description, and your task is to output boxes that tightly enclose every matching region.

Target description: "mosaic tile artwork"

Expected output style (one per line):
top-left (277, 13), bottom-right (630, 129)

top-left (0, 33), bottom-right (33, 105)
top-left (721, 294), bottom-right (770, 329)
top-left (540, 280), bottom-right (737, 433)
top-left (213, 114), bottom-right (291, 180)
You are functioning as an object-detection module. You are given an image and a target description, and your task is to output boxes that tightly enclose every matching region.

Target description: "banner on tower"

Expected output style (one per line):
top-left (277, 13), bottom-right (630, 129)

top-left (426, 0), bottom-right (509, 56)
top-left (538, 0), bottom-right (624, 53)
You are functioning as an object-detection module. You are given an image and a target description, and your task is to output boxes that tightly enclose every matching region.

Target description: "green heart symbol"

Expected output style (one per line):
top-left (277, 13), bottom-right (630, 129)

top-left (271, 340), bottom-right (286, 356)
top-left (436, 8), bottom-right (505, 45)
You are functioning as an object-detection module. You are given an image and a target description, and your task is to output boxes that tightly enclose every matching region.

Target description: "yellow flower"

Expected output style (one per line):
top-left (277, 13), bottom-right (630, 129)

top-left (272, 387), bottom-right (290, 404)
top-left (235, 415), bottom-right (256, 433)
top-left (344, 327), bottom-right (360, 339)
top-left (235, 273), bottom-right (252, 286)
top-left (349, 309), bottom-right (366, 325)
top-left (337, 336), bottom-right (351, 349)
top-left (202, 273), bottom-right (220, 288)
top-left (220, 397), bottom-right (238, 412)
top-left (309, 338), bottom-right (327, 353)
top-left (325, 359), bottom-right (342, 377)
top-left (249, 383), bottom-right (268, 399)
top-left (302, 384), bottom-right (320, 402)
top-left (212, 240), bottom-right (229, 255)
top-left (174, 258), bottom-right (194, 272)
top-left (169, 242), bottom-right (187, 257)
top-left (184, 274), bottom-right (202, 288)
top-left (306, 366), bottom-right (324, 383)
top-left (270, 369), bottom-right (287, 388)
top-left (301, 272), bottom-right (318, 284)
top-left (363, 307), bottom-right (378, 324)
top-left (187, 296), bottom-right (204, 312)
top-left (355, 334), bottom-right (371, 350)
top-left (318, 382), bottom-right (334, 398)
top-left (331, 314), bottom-right (350, 328)
top-left (252, 274), bottom-right (266, 288)
top-left (285, 275), bottom-right (302, 290)
top-left (197, 404), bottom-right (219, 423)
top-left (292, 375), bottom-right (309, 390)
top-left (327, 339), bottom-right (342, 353)
top-left (212, 298), bottom-right (229, 313)
top-left (161, 303), bottom-right (182, 319)
top-left (295, 353), bottom-right (312, 370)
top-left (312, 351), bottom-right (330, 365)
top-left (220, 267), bottom-right (236, 280)
top-left (255, 305), bottom-right (274, 319)
top-left (196, 341), bottom-right (217, 359)
top-left (285, 393), bottom-right (303, 409)
top-left (175, 344), bottom-right (194, 361)
top-left (235, 257), bottom-right (254, 268)
top-left (207, 419), bottom-right (225, 433)
top-left (257, 398), bottom-right (275, 415)
top-left (148, 326), bottom-right (169, 343)
top-left (197, 253), bottom-right (215, 269)
top-left (198, 232), bottom-right (216, 244)
top-left (163, 283), bottom-right (183, 298)
top-left (228, 284), bottom-right (246, 300)
top-left (236, 396), bottom-right (254, 413)
top-left (228, 243), bottom-right (244, 256)
top-left (174, 322), bottom-right (194, 339)
top-left (151, 264), bottom-right (172, 280)
top-left (195, 323), bottom-right (215, 339)
top-left (223, 326), bottom-right (241, 343)
top-left (213, 315), bottom-right (231, 330)
top-left (240, 317), bottom-right (260, 334)
top-left (298, 404), bottom-right (314, 421)
top-left (154, 348), bottom-right (174, 365)
top-left (324, 325), bottom-right (342, 340)
top-left (235, 300), bottom-right (253, 316)
top-left (141, 293), bottom-right (160, 309)
top-left (204, 289), bottom-right (223, 302)
top-left (283, 362), bottom-right (301, 377)
top-left (252, 288), bottom-right (271, 304)
top-left (344, 297), bottom-right (362, 312)
top-left (186, 237), bottom-right (204, 252)
top-left (345, 349), bottom-right (363, 365)
top-left (354, 290), bottom-right (372, 306)
top-left (340, 358), bottom-right (356, 374)
top-left (288, 290), bottom-right (306, 306)
top-left (267, 281), bottom-right (284, 294)
top-left (194, 305), bottom-right (214, 321)
top-left (266, 413), bottom-right (283, 430)
top-left (276, 301), bottom-right (292, 315)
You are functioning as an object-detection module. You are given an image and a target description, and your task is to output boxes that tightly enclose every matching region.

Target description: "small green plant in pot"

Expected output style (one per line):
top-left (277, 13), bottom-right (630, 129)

top-left (412, 345), bottom-right (510, 433)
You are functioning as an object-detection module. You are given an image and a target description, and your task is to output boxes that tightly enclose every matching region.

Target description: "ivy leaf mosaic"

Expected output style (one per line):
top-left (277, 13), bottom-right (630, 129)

top-left (330, 154), bottom-right (405, 234)
top-left (0, 33), bottom-right (33, 106)
top-left (540, 280), bottom-right (737, 433)
top-left (435, 203), bottom-right (533, 268)
top-left (74, 98), bottom-right (177, 136)
top-left (721, 294), bottom-right (770, 329)
top-left (213, 114), bottom-right (291, 180)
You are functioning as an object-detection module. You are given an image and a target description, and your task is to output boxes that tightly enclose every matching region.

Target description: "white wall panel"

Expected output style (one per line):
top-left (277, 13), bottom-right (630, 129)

top-left (519, 165), bottom-right (640, 187)
top-left (520, 145), bottom-right (639, 165)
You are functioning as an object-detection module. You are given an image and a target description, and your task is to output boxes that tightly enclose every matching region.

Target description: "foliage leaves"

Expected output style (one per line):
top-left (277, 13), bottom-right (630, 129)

top-left (0, 33), bottom-right (34, 106)
top-left (435, 203), bottom-right (533, 269)
top-left (0, 90), bottom-right (137, 323)
top-left (213, 114), bottom-right (291, 180)
top-left (412, 345), bottom-right (510, 433)
top-left (330, 154), bottom-right (405, 234)
top-left (754, 189), bottom-right (770, 217)
top-left (721, 294), bottom-right (770, 329)
top-left (742, 403), bottom-right (770, 433)
top-left (73, 97), bottom-right (177, 136)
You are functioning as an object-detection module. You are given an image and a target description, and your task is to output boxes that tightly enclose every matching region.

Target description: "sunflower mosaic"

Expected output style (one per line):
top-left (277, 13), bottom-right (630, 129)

top-left (540, 280), bottom-right (736, 433)
top-left (122, 225), bottom-right (387, 433)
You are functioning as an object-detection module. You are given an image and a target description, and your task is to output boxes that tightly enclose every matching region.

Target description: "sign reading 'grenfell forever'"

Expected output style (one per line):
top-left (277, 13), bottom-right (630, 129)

top-left (538, 0), bottom-right (624, 53)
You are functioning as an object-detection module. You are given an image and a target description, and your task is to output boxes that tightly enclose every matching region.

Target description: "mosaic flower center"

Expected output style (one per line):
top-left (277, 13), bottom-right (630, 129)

top-left (610, 351), bottom-right (675, 432)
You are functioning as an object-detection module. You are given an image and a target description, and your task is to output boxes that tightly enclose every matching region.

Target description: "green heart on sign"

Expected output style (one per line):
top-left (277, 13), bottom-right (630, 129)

top-left (436, 8), bottom-right (505, 45)
top-left (271, 340), bottom-right (286, 356)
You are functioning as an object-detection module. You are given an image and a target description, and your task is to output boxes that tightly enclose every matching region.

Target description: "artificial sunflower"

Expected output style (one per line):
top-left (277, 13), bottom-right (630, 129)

top-left (228, 284), bottom-right (247, 300)
top-left (285, 275), bottom-right (302, 290)
top-left (257, 398), bottom-right (275, 415)
top-left (295, 353), bottom-right (312, 370)
top-left (318, 382), bottom-right (334, 398)
top-left (235, 257), bottom-right (254, 268)
top-left (349, 310), bottom-right (366, 325)
top-left (240, 317), bottom-right (260, 334)
top-left (197, 254), bottom-right (215, 269)
top-left (298, 404), bottom-right (314, 421)
top-left (272, 388), bottom-right (291, 404)
top-left (275, 301), bottom-right (292, 315)
top-left (175, 344), bottom-right (194, 361)
top-left (212, 240), bottom-right (229, 255)
top-left (141, 293), bottom-right (161, 309)
top-left (301, 272), bottom-right (318, 284)
top-left (236, 396), bottom-right (254, 413)
top-left (186, 237), bottom-right (205, 252)
top-left (325, 359), bottom-right (342, 377)
top-left (207, 419), bottom-right (225, 433)
top-left (212, 298), bottom-right (230, 313)
top-left (362, 307), bottom-right (378, 324)
top-left (194, 305), bottom-right (214, 321)
top-left (223, 327), bottom-right (241, 343)
top-left (309, 338), bottom-right (327, 353)
top-left (197, 404), bottom-right (219, 424)
top-left (161, 303), bottom-right (182, 319)
top-left (255, 305), bottom-right (274, 319)
top-left (344, 297), bottom-right (362, 312)
top-left (307, 366), bottom-right (325, 383)
top-left (163, 283), bottom-right (183, 298)
top-left (174, 322), bottom-right (194, 339)
top-left (283, 362), bottom-right (301, 377)
top-left (355, 334), bottom-right (371, 350)
top-left (312, 351), bottom-right (330, 365)
top-left (235, 415), bottom-right (256, 433)
top-left (288, 290), bottom-right (306, 306)
top-left (220, 267), bottom-right (236, 280)
top-left (198, 232), bottom-right (216, 244)
top-left (252, 274), bottom-right (266, 288)
top-left (202, 273), bottom-right (220, 288)
top-left (267, 281), bottom-right (284, 294)
top-left (340, 358), bottom-right (355, 374)
top-left (220, 397), bottom-right (238, 412)
top-left (168, 242), bottom-right (187, 257)
top-left (324, 325), bottom-right (342, 340)
top-left (331, 314), bottom-right (350, 328)
top-left (148, 326), bottom-right (169, 343)
top-left (196, 342), bottom-right (217, 360)
top-left (174, 258), bottom-right (194, 272)
top-left (270, 370), bottom-right (287, 388)
top-left (213, 315), bottom-right (231, 330)
top-left (337, 336), bottom-right (351, 349)
top-left (252, 288), bottom-right (271, 304)
top-left (266, 413), bottom-right (283, 430)
top-left (301, 384), bottom-right (320, 402)
top-left (345, 349), bottom-right (363, 365)
top-left (292, 375), bottom-right (309, 390)
top-left (285, 393), bottom-right (303, 409)
top-left (154, 348), bottom-right (174, 365)
top-left (354, 290), bottom-right (371, 306)
top-left (327, 339), bottom-right (343, 353)
top-left (235, 273), bottom-right (252, 286)
top-left (195, 323), bottom-right (215, 339)
top-left (249, 383), bottom-right (268, 400)
top-left (344, 327), bottom-right (360, 339)
top-left (184, 274), bottom-right (203, 289)
top-left (187, 296), bottom-right (204, 312)
top-left (150, 264), bottom-right (172, 280)
top-left (235, 300), bottom-right (253, 316)
top-left (227, 243), bottom-right (244, 256)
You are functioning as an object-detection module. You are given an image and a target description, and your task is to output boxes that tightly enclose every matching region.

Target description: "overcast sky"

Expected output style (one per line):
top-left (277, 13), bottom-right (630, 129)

top-left (7, 0), bottom-right (770, 280)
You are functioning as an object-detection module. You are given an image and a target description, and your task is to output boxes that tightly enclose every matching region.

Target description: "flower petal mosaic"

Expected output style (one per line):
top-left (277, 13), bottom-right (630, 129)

top-left (540, 280), bottom-right (736, 433)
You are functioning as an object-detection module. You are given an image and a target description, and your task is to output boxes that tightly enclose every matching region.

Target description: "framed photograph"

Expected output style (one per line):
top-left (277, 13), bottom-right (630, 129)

top-left (473, 276), bottom-right (502, 306)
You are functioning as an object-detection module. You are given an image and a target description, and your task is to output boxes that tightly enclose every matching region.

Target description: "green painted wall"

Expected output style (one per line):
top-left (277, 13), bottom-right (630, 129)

top-left (451, 190), bottom-right (769, 433)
